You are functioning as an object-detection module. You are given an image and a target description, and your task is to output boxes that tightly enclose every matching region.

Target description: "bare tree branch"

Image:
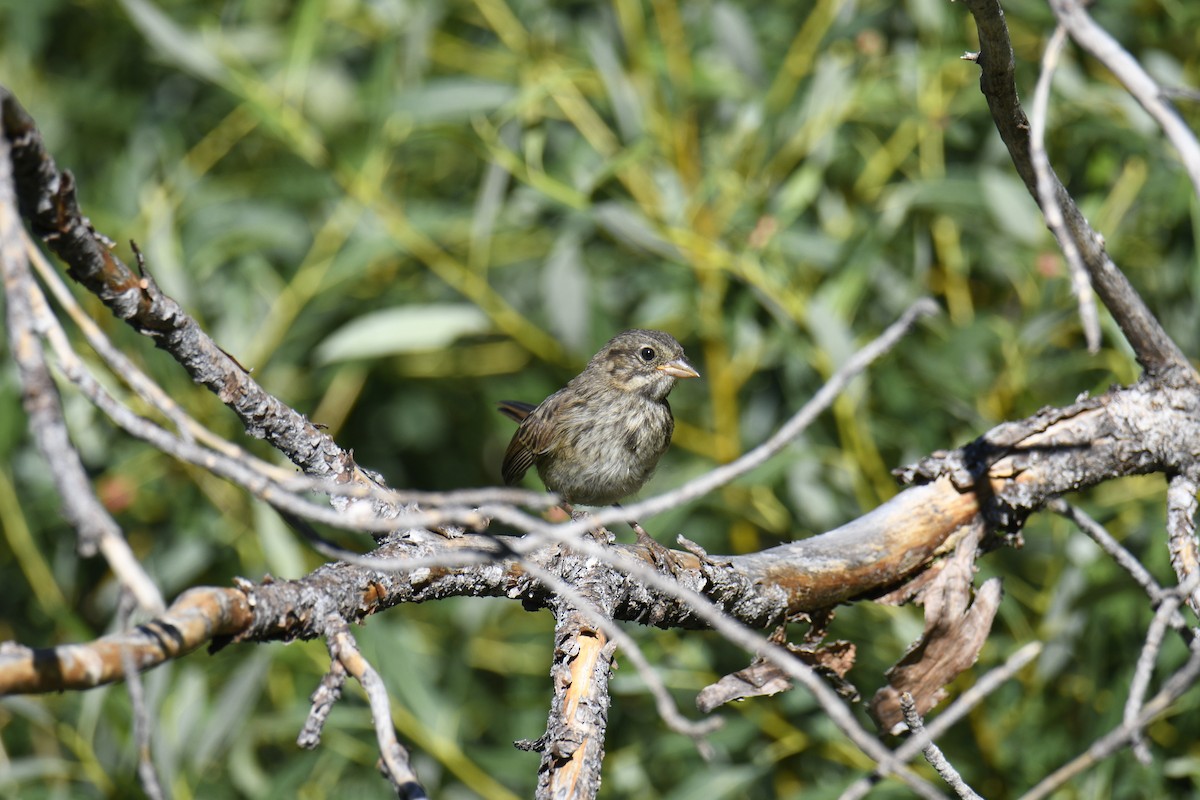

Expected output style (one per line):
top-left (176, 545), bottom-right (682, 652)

top-left (0, 587), bottom-right (250, 693)
top-left (1166, 473), bottom-right (1200, 613)
top-left (0, 87), bottom-right (380, 506)
top-left (959, 0), bottom-right (1196, 381)
top-left (900, 692), bottom-right (983, 800)
top-left (0, 120), bottom-right (164, 613)
top-left (323, 615), bottom-right (427, 799)
top-left (1029, 23), bottom-right (1101, 353)
top-left (4, 0), bottom-right (1200, 787)
top-left (1049, 0), bottom-right (1200, 199)
top-left (6, 368), bottom-right (1200, 692)
top-left (528, 600), bottom-right (616, 799)
top-left (1020, 606), bottom-right (1200, 800)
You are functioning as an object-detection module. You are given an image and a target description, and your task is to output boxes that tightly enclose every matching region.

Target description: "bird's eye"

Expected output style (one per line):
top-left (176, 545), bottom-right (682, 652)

top-left (639, 346), bottom-right (657, 362)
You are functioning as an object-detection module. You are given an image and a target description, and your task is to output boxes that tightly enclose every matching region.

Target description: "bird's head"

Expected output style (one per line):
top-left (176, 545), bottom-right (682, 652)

top-left (587, 329), bottom-right (700, 400)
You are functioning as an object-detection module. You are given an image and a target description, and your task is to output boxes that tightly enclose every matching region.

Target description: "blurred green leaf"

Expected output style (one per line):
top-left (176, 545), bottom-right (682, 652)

top-left (981, 166), bottom-right (1050, 247)
top-left (541, 227), bottom-right (591, 352)
top-left (118, 0), bottom-right (227, 82)
top-left (393, 79), bottom-right (518, 124)
top-left (316, 304), bottom-right (492, 363)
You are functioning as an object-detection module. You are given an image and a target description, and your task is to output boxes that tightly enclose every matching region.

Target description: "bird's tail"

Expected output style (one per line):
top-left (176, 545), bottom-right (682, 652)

top-left (496, 399), bottom-right (537, 423)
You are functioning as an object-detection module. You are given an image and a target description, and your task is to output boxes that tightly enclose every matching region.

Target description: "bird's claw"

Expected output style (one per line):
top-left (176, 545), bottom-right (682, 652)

top-left (632, 522), bottom-right (683, 577)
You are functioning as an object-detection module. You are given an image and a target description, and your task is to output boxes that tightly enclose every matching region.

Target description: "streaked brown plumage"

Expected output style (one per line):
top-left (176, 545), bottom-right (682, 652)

top-left (499, 330), bottom-right (699, 508)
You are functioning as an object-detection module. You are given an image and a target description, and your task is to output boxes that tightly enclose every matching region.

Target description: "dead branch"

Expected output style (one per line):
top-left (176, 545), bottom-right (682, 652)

top-left (0, 588), bottom-right (250, 693)
top-left (323, 615), bottom-right (427, 798)
top-left (900, 692), bottom-right (983, 800)
top-left (0, 124), bottom-right (164, 612)
top-left (3, 368), bottom-right (1199, 693)
top-left (0, 87), bottom-right (373, 497)
top-left (961, 0), bottom-right (1196, 382)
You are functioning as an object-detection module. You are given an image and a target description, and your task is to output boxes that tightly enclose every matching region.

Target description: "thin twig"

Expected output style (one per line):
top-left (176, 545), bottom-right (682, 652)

top-left (297, 658), bottom-right (347, 749)
top-left (31, 238), bottom-right (558, 544)
top-left (960, 0), bottom-right (1196, 380)
top-left (1048, 500), bottom-right (1169, 607)
top-left (1123, 589), bottom-right (1183, 765)
top-left (119, 592), bottom-right (167, 800)
top-left (900, 693), bottom-right (983, 800)
top-left (841, 642), bottom-right (1041, 800)
top-left (324, 616), bottom-right (427, 799)
top-left (1020, 632), bottom-right (1200, 800)
top-left (1029, 23), bottom-right (1101, 353)
top-left (1050, 0), bottom-right (1200, 200)
top-left (22, 287), bottom-right (505, 538)
top-left (0, 132), bottom-right (165, 612)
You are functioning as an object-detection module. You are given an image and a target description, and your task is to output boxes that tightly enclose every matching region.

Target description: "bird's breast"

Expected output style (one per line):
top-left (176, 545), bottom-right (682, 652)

top-left (535, 395), bottom-right (674, 506)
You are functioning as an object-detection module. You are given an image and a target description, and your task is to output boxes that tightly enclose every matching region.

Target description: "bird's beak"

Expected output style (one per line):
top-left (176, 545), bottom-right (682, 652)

top-left (657, 359), bottom-right (700, 379)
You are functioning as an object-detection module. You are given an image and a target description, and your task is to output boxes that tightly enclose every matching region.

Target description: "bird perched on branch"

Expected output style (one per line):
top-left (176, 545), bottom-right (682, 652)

top-left (499, 329), bottom-right (699, 557)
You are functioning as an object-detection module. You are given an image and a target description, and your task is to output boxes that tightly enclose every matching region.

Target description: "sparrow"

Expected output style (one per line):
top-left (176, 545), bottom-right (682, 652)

top-left (499, 329), bottom-right (699, 554)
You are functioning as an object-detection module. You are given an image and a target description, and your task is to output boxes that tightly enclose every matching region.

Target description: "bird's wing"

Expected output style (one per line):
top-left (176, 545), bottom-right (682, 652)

top-left (500, 393), bottom-right (565, 485)
top-left (501, 435), bottom-right (535, 485)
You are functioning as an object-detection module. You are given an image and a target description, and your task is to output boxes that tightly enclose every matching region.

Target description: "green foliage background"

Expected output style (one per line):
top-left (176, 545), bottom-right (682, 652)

top-left (1, 0), bottom-right (1198, 797)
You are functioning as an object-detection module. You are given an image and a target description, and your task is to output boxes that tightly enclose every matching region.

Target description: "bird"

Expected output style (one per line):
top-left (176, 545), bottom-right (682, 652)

top-left (499, 329), bottom-right (699, 558)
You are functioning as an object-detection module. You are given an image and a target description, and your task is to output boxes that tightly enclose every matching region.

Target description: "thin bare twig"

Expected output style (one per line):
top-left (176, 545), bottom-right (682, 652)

top-left (960, 0), bottom-right (1196, 380)
top-left (119, 592), bottom-right (166, 800)
top-left (19, 281), bottom-right (505, 538)
top-left (841, 642), bottom-right (1042, 800)
top-left (297, 657), bottom-right (347, 749)
top-left (1029, 23), bottom-right (1101, 353)
top-left (41, 244), bottom-right (563, 514)
top-left (1123, 588), bottom-right (1185, 765)
top-left (1020, 632), bottom-right (1200, 800)
top-left (31, 233), bottom-right (562, 547)
top-left (1049, 500), bottom-right (1168, 606)
top-left (0, 129), bottom-right (165, 612)
top-left (1049, 0), bottom-right (1200, 200)
top-left (900, 693), bottom-right (983, 800)
top-left (917, 642), bottom-right (1042, 747)
top-left (0, 87), bottom-right (364, 486)
top-left (324, 616), bottom-right (427, 799)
